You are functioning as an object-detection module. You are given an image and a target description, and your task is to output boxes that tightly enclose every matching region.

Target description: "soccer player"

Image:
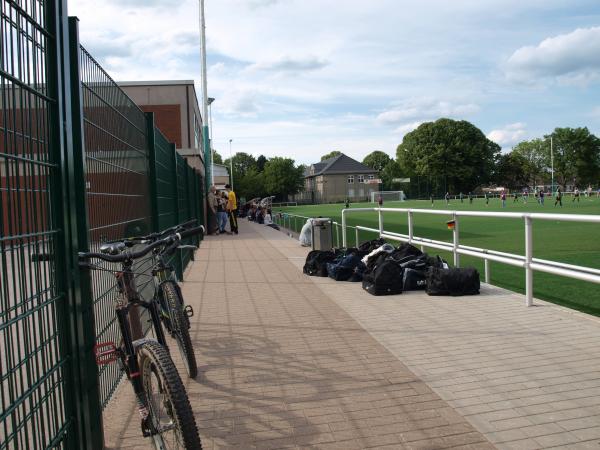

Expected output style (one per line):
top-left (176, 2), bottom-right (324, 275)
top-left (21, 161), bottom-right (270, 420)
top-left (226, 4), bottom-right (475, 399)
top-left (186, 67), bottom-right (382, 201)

top-left (468, 192), bottom-right (473, 204)
top-left (572, 187), bottom-right (580, 203)
top-left (430, 194), bottom-right (434, 206)
top-left (459, 192), bottom-right (464, 203)
top-left (513, 192), bottom-right (519, 203)
top-left (445, 192), bottom-right (450, 205)
top-left (539, 190), bottom-right (545, 206)
top-left (484, 192), bottom-right (489, 205)
top-left (501, 190), bottom-right (506, 208)
top-left (554, 188), bottom-right (563, 207)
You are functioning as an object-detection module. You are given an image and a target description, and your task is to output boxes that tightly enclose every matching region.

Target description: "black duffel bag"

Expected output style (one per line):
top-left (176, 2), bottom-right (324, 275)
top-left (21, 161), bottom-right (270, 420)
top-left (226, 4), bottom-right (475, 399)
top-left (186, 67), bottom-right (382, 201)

top-left (403, 267), bottom-right (428, 291)
top-left (426, 267), bottom-right (480, 296)
top-left (362, 260), bottom-right (403, 296)
top-left (303, 250), bottom-right (338, 277)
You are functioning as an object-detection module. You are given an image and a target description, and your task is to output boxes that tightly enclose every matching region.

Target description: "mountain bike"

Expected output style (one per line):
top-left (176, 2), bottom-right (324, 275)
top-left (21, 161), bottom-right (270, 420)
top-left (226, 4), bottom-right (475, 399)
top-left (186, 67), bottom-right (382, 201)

top-left (116, 219), bottom-right (202, 378)
top-left (79, 226), bottom-right (204, 449)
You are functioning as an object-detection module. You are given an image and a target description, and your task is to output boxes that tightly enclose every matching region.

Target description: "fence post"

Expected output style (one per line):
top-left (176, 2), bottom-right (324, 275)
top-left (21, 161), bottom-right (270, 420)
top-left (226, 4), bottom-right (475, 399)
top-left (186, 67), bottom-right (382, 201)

top-left (408, 211), bottom-right (414, 243)
top-left (484, 258), bottom-right (490, 283)
top-left (171, 146), bottom-right (183, 278)
top-left (524, 216), bottom-right (533, 306)
top-left (355, 227), bottom-right (359, 247)
top-left (378, 208), bottom-right (384, 238)
top-left (145, 113), bottom-right (159, 233)
top-left (452, 213), bottom-right (460, 267)
top-left (336, 223), bottom-right (340, 248)
top-left (64, 16), bottom-right (104, 450)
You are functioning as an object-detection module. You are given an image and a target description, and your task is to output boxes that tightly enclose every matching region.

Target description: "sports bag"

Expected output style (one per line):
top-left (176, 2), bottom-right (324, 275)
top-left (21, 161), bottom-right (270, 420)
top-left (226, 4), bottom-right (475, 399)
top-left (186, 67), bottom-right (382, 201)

top-left (303, 250), bottom-right (337, 277)
top-left (362, 260), bottom-right (403, 296)
top-left (426, 267), bottom-right (480, 296)
top-left (358, 238), bottom-right (386, 253)
top-left (327, 253), bottom-right (363, 281)
top-left (403, 268), bottom-right (427, 291)
top-left (391, 243), bottom-right (423, 260)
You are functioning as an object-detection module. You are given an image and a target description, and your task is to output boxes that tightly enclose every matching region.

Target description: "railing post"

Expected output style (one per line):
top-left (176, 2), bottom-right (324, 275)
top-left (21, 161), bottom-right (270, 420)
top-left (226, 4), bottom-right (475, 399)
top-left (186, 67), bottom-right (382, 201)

top-left (336, 223), bottom-right (340, 248)
top-left (378, 208), bottom-right (384, 238)
top-left (408, 210), bottom-right (414, 243)
top-left (453, 213), bottom-right (460, 267)
top-left (145, 113), bottom-right (159, 233)
top-left (342, 209), bottom-right (347, 247)
top-left (64, 16), bottom-right (104, 450)
top-left (171, 147), bottom-right (183, 279)
top-left (355, 227), bottom-right (359, 248)
top-left (484, 258), bottom-right (490, 283)
top-left (524, 216), bottom-right (533, 306)
top-left (294, 216), bottom-right (297, 232)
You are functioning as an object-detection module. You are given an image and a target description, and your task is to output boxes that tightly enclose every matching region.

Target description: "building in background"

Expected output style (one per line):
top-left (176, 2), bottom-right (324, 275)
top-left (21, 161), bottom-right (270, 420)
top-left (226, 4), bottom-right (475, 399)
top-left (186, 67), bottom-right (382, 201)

top-left (119, 80), bottom-right (205, 175)
top-left (300, 153), bottom-right (379, 203)
top-left (212, 163), bottom-right (230, 190)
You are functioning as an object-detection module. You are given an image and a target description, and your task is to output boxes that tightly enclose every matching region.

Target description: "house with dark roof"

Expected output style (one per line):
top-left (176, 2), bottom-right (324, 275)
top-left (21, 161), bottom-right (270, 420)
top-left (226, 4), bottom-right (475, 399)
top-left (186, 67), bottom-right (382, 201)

top-left (303, 153), bottom-right (379, 203)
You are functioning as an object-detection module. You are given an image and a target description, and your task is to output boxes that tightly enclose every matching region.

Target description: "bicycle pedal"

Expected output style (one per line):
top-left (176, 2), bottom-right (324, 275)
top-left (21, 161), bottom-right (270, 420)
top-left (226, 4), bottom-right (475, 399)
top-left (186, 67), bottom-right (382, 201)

top-left (94, 342), bottom-right (119, 365)
top-left (184, 305), bottom-right (194, 318)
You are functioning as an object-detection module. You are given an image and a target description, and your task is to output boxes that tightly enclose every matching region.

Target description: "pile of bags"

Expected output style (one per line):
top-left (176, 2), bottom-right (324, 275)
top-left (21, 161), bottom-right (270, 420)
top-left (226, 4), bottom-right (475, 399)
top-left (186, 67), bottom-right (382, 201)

top-left (303, 238), bottom-right (480, 297)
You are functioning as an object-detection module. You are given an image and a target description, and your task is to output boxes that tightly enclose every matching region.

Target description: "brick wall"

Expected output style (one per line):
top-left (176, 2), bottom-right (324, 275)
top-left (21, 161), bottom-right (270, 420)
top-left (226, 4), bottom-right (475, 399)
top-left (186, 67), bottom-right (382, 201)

top-left (140, 105), bottom-right (182, 148)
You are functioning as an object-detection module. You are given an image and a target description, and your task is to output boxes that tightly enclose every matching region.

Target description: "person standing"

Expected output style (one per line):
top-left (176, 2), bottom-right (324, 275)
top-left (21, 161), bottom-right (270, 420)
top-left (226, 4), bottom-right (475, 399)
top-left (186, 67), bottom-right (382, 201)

top-left (217, 191), bottom-right (228, 234)
top-left (459, 192), bottom-right (464, 203)
top-left (484, 192), bottom-right (489, 205)
top-left (468, 192), bottom-right (473, 204)
top-left (207, 185), bottom-right (219, 234)
top-left (572, 187), bottom-right (580, 203)
top-left (445, 192), bottom-right (450, 205)
top-left (378, 195), bottom-right (383, 207)
top-left (539, 190), bottom-right (545, 206)
top-left (501, 190), bottom-right (506, 208)
top-left (225, 184), bottom-right (238, 234)
top-left (554, 187), bottom-right (563, 207)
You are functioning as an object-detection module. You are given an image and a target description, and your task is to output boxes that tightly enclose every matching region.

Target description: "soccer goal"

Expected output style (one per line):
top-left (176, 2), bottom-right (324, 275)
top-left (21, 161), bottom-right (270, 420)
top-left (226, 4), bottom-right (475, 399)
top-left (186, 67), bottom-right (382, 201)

top-left (370, 191), bottom-right (406, 203)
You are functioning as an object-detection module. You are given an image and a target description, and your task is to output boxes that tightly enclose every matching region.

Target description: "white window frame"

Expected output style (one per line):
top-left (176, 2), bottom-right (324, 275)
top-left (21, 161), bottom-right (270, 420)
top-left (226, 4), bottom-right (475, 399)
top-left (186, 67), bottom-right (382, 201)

top-left (357, 175), bottom-right (365, 184)
top-left (368, 175), bottom-right (375, 180)
top-left (347, 175), bottom-right (354, 184)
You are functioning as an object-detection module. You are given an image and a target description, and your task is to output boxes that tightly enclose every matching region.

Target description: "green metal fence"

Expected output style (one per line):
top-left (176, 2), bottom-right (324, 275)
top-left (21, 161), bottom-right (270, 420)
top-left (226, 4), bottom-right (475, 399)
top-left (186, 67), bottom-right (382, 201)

top-left (0, 1), bottom-right (76, 449)
top-left (0, 6), bottom-right (206, 449)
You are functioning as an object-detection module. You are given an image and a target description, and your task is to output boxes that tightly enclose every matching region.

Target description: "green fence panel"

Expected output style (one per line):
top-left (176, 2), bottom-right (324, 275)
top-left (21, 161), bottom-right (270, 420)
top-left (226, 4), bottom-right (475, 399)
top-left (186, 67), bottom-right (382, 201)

top-left (0, 1), bottom-right (83, 449)
top-left (78, 45), bottom-right (155, 408)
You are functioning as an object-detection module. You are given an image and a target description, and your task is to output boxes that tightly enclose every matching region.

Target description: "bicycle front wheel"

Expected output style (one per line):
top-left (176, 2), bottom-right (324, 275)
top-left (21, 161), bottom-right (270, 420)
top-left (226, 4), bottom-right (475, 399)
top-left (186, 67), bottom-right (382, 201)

top-left (162, 282), bottom-right (198, 378)
top-left (139, 341), bottom-right (202, 449)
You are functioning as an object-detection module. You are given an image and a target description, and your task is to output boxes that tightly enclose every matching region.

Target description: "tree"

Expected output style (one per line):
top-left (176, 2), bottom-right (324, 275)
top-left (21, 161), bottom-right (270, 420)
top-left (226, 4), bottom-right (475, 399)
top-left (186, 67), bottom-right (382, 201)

top-left (256, 155), bottom-right (268, 172)
top-left (545, 127), bottom-right (600, 188)
top-left (235, 168), bottom-right (266, 200)
top-left (223, 152), bottom-right (257, 178)
top-left (362, 151), bottom-right (392, 172)
top-left (320, 150), bottom-right (341, 161)
top-left (512, 138), bottom-right (549, 186)
top-left (397, 118), bottom-right (500, 193)
top-left (212, 149), bottom-right (223, 165)
top-left (494, 152), bottom-right (529, 189)
top-left (380, 160), bottom-right (403, 190)
top-left (263, 157), bottom-right (304, 201)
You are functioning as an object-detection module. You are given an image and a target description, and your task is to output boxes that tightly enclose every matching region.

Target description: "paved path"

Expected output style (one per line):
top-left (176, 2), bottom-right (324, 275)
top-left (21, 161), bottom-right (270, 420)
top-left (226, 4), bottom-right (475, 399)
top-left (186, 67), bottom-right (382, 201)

top-left (103, 221), bottom-right (600, 449)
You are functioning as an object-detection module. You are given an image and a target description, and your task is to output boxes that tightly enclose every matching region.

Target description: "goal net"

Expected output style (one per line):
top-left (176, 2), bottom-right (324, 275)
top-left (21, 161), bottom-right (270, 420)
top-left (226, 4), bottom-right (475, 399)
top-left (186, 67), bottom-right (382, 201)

top-left (370, 191), bottom-right (406, 203)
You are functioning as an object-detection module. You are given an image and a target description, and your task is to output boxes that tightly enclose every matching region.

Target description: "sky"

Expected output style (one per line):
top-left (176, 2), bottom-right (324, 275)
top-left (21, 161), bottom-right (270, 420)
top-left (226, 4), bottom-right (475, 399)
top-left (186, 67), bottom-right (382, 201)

top-left (69, 0), bottom-right (600, 165)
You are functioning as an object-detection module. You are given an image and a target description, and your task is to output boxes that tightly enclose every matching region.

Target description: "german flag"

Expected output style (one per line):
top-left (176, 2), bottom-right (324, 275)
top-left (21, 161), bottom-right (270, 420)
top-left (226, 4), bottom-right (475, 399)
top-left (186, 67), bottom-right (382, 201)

top-left (446, 220), bottom-right (456, 230)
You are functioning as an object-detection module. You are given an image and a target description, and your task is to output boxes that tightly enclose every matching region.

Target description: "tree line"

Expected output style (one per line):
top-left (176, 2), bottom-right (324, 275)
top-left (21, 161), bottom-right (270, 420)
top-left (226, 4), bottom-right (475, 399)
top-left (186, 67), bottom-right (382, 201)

top-left (215, 118), bottom-right (600, 201)
top-left (214, 151), bottom-right (304, 202)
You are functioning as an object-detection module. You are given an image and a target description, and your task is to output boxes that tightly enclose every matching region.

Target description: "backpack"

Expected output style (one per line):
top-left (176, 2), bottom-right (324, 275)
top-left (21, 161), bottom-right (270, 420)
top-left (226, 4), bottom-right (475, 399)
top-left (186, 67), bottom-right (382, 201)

top-left (391, 243), bottom-right (423, 260)
top-left (362, 261), bottom-right (403, 296)
top-left (426, 267), bottom-right (480, 296)
top-left (327, 253), bottom-right (363, 281)
top-left (303, 250), bottom-right (337, 277)
top-left (358, 238), bottom-right (386, 253)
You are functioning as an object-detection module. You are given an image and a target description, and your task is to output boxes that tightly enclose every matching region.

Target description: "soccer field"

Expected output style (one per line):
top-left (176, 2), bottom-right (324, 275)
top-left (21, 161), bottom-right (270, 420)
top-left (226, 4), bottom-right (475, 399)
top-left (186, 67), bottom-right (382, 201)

top-left (277, 196), bottom-right (600, 316)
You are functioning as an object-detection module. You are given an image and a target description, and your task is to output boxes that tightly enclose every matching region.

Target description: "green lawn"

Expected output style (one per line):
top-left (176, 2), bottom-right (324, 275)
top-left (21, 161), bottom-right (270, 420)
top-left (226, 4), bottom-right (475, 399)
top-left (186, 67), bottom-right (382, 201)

top-left (276, 196), bottom-right (600, 316)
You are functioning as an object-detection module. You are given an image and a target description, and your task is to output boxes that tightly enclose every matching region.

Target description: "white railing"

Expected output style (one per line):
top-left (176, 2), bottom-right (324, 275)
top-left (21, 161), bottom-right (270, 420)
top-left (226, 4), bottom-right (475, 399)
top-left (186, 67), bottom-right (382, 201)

top-left (340, 208), bottom-right (600, 306)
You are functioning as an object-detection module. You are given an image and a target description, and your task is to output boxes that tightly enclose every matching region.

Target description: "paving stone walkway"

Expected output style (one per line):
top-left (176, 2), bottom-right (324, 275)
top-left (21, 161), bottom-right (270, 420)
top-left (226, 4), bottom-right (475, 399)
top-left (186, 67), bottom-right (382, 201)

top-left (103, 221), bottom-right (600, 449)
top-left (103, 222), bottom-right (493, 449)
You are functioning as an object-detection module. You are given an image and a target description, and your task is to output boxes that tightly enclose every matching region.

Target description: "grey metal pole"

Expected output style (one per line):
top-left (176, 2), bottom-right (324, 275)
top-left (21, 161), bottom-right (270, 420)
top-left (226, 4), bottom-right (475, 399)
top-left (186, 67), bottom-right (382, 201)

top-left (525, 216), bottom-right (533, 306)
top-left (229, 138), bottom-right (233, 191)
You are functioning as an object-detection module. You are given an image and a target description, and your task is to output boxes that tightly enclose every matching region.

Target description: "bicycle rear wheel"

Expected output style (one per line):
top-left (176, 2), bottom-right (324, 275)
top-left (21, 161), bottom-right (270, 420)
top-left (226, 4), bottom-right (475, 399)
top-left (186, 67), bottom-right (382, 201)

top-left (138, 341), bottom-right (202, 449)
top-left (162, 282), bottom-right (198, 378)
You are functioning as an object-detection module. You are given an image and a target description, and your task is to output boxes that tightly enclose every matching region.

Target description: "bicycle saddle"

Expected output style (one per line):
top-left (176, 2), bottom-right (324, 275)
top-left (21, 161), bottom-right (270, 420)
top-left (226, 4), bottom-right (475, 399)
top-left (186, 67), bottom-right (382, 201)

top-left (99, 242), bottom-right (126, 255)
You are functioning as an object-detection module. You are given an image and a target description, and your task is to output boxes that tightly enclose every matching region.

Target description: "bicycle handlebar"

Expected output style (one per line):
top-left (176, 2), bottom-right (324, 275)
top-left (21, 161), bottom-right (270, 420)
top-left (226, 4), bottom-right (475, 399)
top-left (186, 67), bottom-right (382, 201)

top-left (79, 225), bottom-right (204, 264)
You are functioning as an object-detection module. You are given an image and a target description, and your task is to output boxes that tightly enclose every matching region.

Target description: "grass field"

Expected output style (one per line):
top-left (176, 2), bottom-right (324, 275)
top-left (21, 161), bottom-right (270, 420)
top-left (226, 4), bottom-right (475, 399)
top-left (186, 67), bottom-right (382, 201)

top-left (276, 196), bottom-right (600, 316)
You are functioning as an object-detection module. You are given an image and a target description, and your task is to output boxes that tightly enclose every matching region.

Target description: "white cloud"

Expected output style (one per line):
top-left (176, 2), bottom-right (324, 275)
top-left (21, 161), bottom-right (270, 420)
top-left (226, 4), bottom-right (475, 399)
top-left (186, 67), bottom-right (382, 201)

top-left (487, 123), bottom-right (527, 147)
top-left (394, 121), bottom-right (424, 136)
top-left (248, 56), bottom-right (329, 73)
top-left (377, 99), bottom-right (480, 125)
top-left (506, 27), bottom-right (600, 85)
